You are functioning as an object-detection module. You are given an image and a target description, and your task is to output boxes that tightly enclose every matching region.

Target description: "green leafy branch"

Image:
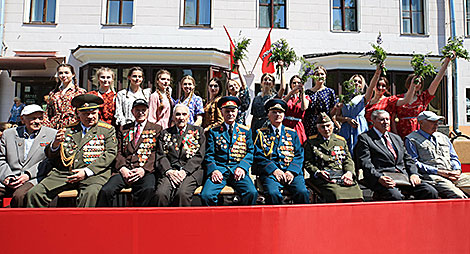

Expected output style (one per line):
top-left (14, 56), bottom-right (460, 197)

top-left (232, 35), bottom-right (251, 71)
top-left (441, 36), bottom-right (470, 61)
top-left (265, 38), bottom-right (298, 76)
top-left (361, 32), bottom-right (388, 75)
top-left (339, 80), bottom-right (361, 106)
top-left (411, 53), bottom-right (437, 79)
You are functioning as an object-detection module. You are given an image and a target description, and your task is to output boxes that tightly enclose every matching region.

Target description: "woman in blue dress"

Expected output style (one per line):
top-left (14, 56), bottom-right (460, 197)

top-left (336, 65), bottom-right (381, 151)
top-left (175, 75), bottom-right (204, 126)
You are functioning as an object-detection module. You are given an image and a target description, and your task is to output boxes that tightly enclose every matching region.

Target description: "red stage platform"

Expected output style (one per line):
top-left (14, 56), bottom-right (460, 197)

top-left (2, 199), bottom-right (470, 254)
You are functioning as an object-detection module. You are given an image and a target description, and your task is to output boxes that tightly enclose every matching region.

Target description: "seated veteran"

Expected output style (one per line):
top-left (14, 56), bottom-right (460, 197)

top-left (303, 113), bottom-right (363, 202)
top-left (354, 110), bottom-right (438, 201)
top-left (253, 99), bottom-right (309, 204)
top-left (0, 105), bottom-right (56, 207)
top-left (200, 96), bottom-right (258, 206)
top-left (153, 104), bottom-right (205, 206)
top-left (405, 111), bottom-right (470, 198)
top-left (26, 94), bottom-right (118, 207)
top-left (97, 99), bottom-right (162, 207)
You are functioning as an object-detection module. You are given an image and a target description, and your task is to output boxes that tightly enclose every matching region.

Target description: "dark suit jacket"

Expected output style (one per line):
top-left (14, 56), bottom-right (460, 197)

top-left (115, 121), bottom-right (162, 173)
top-left (354, 129), bottom-right (418, 189)
top-left (156, 124), bottom-right (205, 185)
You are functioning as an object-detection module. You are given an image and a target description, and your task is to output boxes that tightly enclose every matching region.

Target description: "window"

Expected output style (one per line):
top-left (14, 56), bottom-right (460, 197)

top-left (466, 0), bottom-right (470, 36)
top-left (30, 0), bottom-right (56, 23)
top-left (402, 0), bottom-right (424, 34)
top-left (106, 0), bottom-right (134, 25)
top-left (259, 0), bottom-right (286, 28)
top-left (183, 0), bottom-right (211, 27)
top-left (332, 0), bottom-right (357, 31)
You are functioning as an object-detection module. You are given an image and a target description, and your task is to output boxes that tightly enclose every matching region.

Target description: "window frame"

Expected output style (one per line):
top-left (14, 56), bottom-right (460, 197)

top-left (258, 0), bottom-right (287, 29)
top-left (400, 0), bottom-right (428, 36)
top-left (181, 0), bottom-right (212, 28)
top-left (24, 0), bottom-right (57, 24)
top-left (103, 0), bottom-right (135, 26)
top-left (331, 0), bottom-right (359, 32)
top-left (465, 0), bottom-right (470, 37)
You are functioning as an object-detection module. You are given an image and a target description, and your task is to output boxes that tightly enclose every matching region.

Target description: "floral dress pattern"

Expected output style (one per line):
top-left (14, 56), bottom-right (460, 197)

top-left (304, 87), bottom-right (337, 136)
top-left (176, 94), bottom-right (204, 125)
top-left (364, 96), bottom-right (398, 129)
top-left (46, 86), bottom-right (86, 129)
top-left (235, 88), bottom-right (251, 125)
top-left (393, 90), bottom-right (434, 139)
top-left (88, 90), bottom-right (116, 125)
top-left (283, 95), bottom-right (311, 144)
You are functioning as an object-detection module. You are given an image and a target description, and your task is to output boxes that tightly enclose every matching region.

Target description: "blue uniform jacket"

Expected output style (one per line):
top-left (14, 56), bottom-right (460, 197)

top-left (253, 125), bottom-right (304, 176)
top-left (204, 123), bottom-right (254, 176)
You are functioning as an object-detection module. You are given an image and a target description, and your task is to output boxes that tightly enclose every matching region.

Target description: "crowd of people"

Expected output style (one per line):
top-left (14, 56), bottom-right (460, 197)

top-left (1, 56), bottom-right (469, 208)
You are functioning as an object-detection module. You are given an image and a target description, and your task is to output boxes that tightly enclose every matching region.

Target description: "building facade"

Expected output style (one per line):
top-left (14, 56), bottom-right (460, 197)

top-left (0, 0), bottom-right (469, 133)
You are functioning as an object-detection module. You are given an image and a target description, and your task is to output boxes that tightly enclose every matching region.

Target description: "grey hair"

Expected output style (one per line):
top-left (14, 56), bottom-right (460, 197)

top-left (173, 103), bottom-right (190, 114)
top-left (371, 110), bottom-right (389, 121)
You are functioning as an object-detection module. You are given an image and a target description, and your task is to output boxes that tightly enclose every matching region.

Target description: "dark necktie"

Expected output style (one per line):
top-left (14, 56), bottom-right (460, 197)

top-left (275, 129), bottom-right (280, 138)
top-left (228, 125), bottom-right (233, 143)
top-left (383, 133), bottom-right (397, 160)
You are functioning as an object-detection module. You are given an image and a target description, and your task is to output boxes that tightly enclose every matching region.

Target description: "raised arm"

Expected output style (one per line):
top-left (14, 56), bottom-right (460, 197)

top-left (396, 77), bottom-right (418, 107)
top-left (428, 55), bottom-right (453, 96)
top-left (365, 65), bottom-right (382, 103)
top-left (277, 61), bottom-right (287, 98)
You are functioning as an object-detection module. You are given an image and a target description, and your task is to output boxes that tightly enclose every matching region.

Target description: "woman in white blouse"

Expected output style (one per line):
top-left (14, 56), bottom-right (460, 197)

top-left (115, 67), bottom-right (152, 126)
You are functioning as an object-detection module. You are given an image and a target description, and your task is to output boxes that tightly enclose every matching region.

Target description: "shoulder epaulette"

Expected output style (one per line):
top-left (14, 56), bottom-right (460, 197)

top-left (65, 122), bottom-right (79, 128)
top-left (211, 124), bottom-right (222, 130)
top-left (334, 134), bottom-right (346, 141)
top-left (308, 134), bottom-right (318, 140)
top-left (238, 124), bottom-right (250, 131)
top-left (98, 122), bottom-right (113, 129)
top-left (259, 127), bottom-right (268, 131)
top-left (285, 127), bottom-right (295, 132)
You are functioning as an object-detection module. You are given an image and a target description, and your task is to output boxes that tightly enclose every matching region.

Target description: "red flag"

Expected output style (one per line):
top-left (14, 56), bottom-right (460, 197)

top-left (223, 25), bottom-right (238, 74)
top-left (260, 31), bottom-right (275, 74)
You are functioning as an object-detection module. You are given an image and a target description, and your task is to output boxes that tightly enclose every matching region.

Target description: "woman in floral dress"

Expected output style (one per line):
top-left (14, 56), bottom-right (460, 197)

top-left (46, 64), bottom-right (86, 129)
top-left (148, 69), bottom-right (173, 129)
top-left (88, 67), bottom-right (116, 125)
top-left (175, 75), bottom-right (204, 126)
top-left (250, 73), bottom-right (276, 135)
top-left (392, 55), bottom-right (454, 139)
top-left (203, 77), bottom-right (224, 132)
top-left (115, 67), bottom-right (152, 127)
top-left (304, 66), bottom-right (337, 137)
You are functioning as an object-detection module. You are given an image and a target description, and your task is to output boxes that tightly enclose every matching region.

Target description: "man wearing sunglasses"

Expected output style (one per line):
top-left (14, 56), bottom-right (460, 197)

top-left (0, 104), bottom-right (57, 207)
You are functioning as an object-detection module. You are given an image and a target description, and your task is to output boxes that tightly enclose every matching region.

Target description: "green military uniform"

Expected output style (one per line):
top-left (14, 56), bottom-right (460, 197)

top-left (304, 133), bottom-right (363, 202)
top-left (26, 94), bottom-right (118, 207)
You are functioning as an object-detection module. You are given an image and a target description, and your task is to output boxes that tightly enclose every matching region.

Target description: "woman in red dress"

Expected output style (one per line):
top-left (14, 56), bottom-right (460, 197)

top-left (88, 67), bottom-right (116, 125)
top-left (392, 54), bottom-right (455, 139)
top-left (281, 74), bottom-right (310, 144)
top-left (46, 64), bottom-right (86, 129)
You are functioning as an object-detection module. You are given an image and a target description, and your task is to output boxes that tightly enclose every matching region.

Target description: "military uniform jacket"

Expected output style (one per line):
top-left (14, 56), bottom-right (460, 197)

top-left (253, 125), bottom-right (303, 176)
top-left (44, 121), bottom-right (117, 189)
top-left (204, 123), bottom-right (253, 176)
top-left (0, 126), bottom-right (57, 186)
top-left (115, 121), bottom-right (162, 174)
top-left (156, 124), bottom-right (206, 185)
top-left (303, 134), bottom-right (354, 176)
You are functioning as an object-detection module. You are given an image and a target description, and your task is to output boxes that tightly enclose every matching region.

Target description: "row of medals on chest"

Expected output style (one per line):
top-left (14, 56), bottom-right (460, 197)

top-left (136, 131), bottom-right (157, 166)
top-left (162, 131), bottom-right (200, 158)
top-left (263, 131), bottom-right (295, 163)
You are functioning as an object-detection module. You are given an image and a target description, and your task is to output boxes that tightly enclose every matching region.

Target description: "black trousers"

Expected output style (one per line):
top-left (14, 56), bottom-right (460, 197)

top-left (373, 181), bottom-right (438, 201)
top-left (96, 173), bottom-right (155, 207)
top-left (0, 182), bottom-right (34, 207)
top-left (153, 176), bottom-right (199, 207)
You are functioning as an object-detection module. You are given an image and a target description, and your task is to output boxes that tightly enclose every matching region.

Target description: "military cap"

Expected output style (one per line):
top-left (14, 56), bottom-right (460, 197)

top-left (316, 112), bottom-right (332, 124)
top-left (264, 98), bottom-right (287, 112)
top-left (71, 94), bottom-right (104, 111)
top-left (217, 96), bottom-right (241, 109)
top-left (132, 98), bottom-right (148, 109)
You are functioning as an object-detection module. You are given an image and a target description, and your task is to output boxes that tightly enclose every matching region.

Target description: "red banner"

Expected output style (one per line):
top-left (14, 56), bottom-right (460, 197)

top-left (2, 200), bottom-right (470, 253)
top-left (260, 31), bottom-right (275, 74)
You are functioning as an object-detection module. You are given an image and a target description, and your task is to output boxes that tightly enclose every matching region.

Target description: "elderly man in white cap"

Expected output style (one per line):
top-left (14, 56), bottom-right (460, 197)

top-left (405, 111), bottom-right (470, 198)
top-left (0, 104), bottom-right (57, 207)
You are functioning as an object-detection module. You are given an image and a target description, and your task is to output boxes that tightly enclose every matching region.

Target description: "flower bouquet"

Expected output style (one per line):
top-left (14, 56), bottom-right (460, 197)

top-left (264, 38), bottom-right (298, 76)
top-left (339, 80), bottom-right (361, 106)
top-left (362, 32), bottom-right (387, 75)
top-left (411, 53), bottom-right (436, 80)
top-left (299, 57), bottom-right (317, 83)
top-left (441, 36), bottom-right (470, 61)
top-left (232, 34), bottom-right (251, 72)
